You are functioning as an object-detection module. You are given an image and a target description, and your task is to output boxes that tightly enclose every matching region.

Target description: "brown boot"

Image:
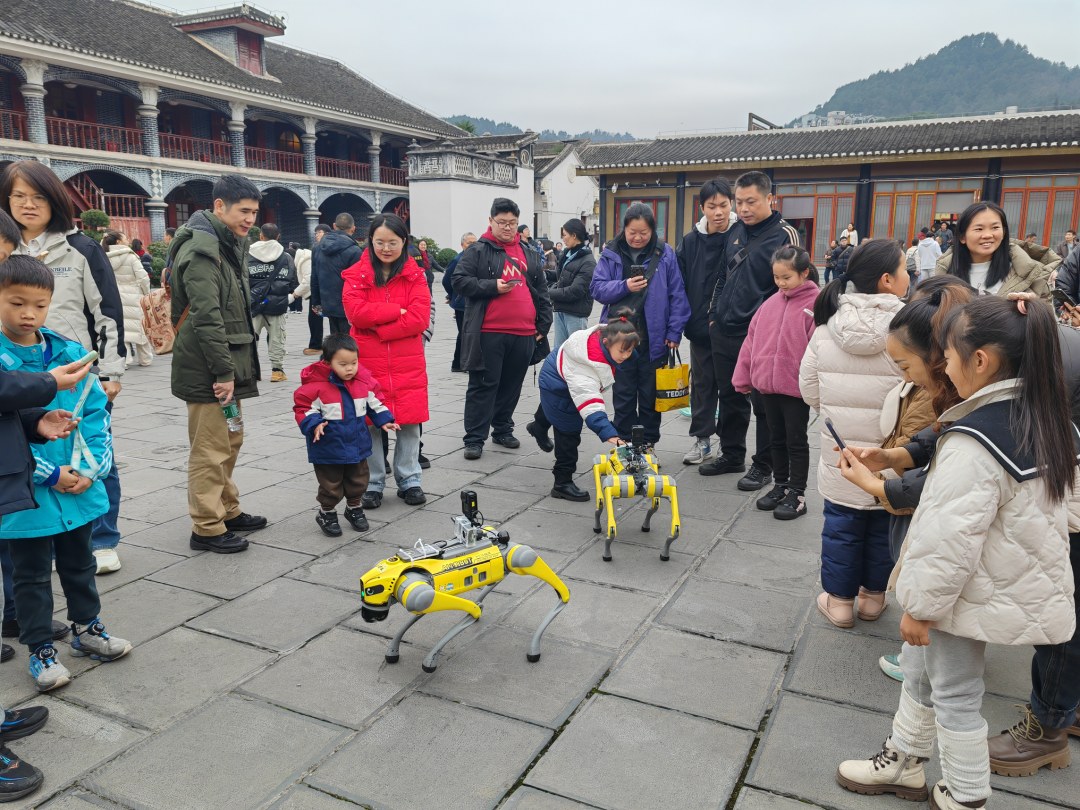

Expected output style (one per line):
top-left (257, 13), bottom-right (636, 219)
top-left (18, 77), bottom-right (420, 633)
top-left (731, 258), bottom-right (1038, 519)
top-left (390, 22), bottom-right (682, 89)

top-left (817, 591), bottom-right (855, 628)
top-left (1069, 716), bottom-right (1080, 738)
top-left (988, 704), bottom-right (1071, 777)
top-left (857, 587), bottom-right (887, 621)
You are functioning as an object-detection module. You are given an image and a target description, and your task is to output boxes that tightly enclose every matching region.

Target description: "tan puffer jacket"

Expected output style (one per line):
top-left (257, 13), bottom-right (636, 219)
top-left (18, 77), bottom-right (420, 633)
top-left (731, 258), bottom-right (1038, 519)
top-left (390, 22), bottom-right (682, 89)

top-left (894, 379), bottom-right (1075, 646)
top-left (106, 245), bottom-right (151, 346)
top-left (799, 292), bottom-right (904, 509)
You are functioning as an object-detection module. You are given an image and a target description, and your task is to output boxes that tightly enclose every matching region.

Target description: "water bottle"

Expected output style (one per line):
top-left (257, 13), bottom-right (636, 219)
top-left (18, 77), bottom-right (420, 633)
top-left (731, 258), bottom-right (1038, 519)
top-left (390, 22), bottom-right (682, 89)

top-left (220, 398), bottom-right (244, 433)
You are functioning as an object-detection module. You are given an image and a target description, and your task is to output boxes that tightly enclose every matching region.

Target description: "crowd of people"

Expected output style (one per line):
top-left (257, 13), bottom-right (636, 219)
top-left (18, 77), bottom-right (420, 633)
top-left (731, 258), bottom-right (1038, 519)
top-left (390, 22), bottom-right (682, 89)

top-left (0, 156), bottom-right (1079, 807)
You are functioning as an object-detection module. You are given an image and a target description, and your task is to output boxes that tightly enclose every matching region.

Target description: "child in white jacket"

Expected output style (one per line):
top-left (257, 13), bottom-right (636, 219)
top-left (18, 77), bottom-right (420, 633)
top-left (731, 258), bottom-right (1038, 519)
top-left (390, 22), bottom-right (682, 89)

top-left (837, 295), bottom-right (1077, 810)
top-left (799, 240), bottom-right (908, 628)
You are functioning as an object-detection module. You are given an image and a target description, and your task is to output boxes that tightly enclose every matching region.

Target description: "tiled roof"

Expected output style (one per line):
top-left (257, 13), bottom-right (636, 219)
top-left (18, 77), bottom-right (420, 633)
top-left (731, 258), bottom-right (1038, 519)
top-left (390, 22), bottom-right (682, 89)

top-left (534, 139), bottom-right (590, 179)
top-left (173, 4), bottom-right (283, 33)
top-left (434, 132), bottom-right (540, 151)
top-left (579, 113), bottom-right (1080, 170)
top-left (0, 0), bottom-right (461, 137)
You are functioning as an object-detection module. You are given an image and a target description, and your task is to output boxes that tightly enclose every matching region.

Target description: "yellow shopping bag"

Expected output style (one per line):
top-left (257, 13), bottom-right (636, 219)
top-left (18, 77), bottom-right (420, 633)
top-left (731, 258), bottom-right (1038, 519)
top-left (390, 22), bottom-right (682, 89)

top-left (655, 348), bottom-right (690, 412)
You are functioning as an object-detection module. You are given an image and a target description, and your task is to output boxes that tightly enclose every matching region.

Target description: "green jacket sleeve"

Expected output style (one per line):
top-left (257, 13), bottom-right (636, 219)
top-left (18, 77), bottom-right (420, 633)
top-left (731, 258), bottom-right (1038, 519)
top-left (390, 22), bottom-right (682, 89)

top-left (184, 254), bottom-right (233, 382)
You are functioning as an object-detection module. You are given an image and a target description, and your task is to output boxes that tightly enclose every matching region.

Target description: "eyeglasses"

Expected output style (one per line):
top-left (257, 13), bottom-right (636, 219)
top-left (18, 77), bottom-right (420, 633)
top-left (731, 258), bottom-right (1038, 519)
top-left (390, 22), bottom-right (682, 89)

top-left (9, 193), bottom-right (48, 208)
top-left (492, 219), bottom-right (518, 229)
top-left (373, 240), bottom-right (402, 250)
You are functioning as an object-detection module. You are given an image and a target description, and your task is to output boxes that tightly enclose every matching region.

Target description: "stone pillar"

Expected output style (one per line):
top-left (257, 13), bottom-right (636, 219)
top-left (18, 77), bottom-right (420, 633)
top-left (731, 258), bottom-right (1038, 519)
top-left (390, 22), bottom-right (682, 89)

top-left (367, 130), bottom-right (382, 184)
top-left (19, 59), bottom-right (48, 145)
top-left (303, 208), bottom-right (321, 243)
top-left (228, 101), bottom-right (247, 169)
top-left (302, 117), bottom-right (318, 177)
top-left (137, 85), bottom-right (161, 158)
top-left (145, 199), bottom-right (167, 242)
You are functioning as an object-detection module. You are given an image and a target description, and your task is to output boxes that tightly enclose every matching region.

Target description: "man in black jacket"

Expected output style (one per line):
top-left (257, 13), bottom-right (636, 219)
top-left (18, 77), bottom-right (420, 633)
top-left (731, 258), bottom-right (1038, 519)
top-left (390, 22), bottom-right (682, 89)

top-left (676, 177), bottom-right (735, 466)
top-left (452, 198), bottom-right (552, 460)
top-left (310, 213), bottom-right (362, 335)
top-left (247, 223), bottom-right (298, 383)
top-left (701, 171), bottom-right (798, 490)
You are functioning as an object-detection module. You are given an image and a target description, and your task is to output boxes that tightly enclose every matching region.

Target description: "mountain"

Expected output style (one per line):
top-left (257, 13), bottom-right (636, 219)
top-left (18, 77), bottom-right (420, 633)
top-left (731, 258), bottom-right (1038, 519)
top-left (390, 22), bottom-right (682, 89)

top-left (444, 115), bottom-right (637, 142)
top-left (796, 34), bottom-right (1080, 123)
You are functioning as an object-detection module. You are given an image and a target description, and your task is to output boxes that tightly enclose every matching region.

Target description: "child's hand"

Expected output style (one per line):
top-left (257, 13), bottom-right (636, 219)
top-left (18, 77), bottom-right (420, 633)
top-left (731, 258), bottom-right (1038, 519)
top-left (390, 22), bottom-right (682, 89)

top-left (67, 473), bottom-right (92, 495)
top-left (312, 422), bottom-right (327, 442)
top-left (53, 466), bottom-right (80, 492)
top-left (838, 448), bottom-right (878, 489)
top-left (607, 437), bottom-right (625, 446)
top-left (36, 410), bottom-right (80, 441)
top-left (900, 613), bottom-right (932, 647)
top-left (382, 422), bottom-right (401, 432)
top-left (842, 445), bottom-right (893, 472)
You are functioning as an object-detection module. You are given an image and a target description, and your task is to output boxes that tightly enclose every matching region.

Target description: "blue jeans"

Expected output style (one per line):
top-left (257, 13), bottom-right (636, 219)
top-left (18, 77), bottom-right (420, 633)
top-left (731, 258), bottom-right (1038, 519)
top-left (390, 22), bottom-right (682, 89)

top-left (1030, 534), bottom-right (1080, 729)
top-left (552, 312), bottom-right (589, 352)
top-left (820, 500), bottom-right (892, 598)
top-left (91, 400), bottom-right (121, 551)
top-left (367, 423), bottom-right (421, 493)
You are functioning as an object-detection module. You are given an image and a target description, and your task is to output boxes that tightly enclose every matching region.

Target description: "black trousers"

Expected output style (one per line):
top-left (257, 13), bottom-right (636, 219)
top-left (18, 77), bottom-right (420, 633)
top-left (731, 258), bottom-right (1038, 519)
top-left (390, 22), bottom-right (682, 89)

top-left (612, 351), bottom-right (665, 444)
top-left (709, 324), bottom-right (772, 471)
top-left (452, 309), bottom-right (465, 371)
top-left (688, 339), bottom-right (719, 439)
top-left (9, 523), bottom-right (99, 650)
top-left (328, 315), bottom-right (350, 336)
top-left (308, 301), bottom-right (324, 349)
top-left (463, 332), bottom-right (534, 446)
top-left (759, 393), bottom-right (810, 490)
top-left (533, 403), bottom-right (582, 484)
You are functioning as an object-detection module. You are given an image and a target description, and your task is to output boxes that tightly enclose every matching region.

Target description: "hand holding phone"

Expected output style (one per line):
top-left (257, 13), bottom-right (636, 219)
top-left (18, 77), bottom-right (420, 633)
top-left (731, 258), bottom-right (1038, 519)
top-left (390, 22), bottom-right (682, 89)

top-left (824, 417), bottom-right (846, 451)
top-left (629, 265), bottom-right (646, 279)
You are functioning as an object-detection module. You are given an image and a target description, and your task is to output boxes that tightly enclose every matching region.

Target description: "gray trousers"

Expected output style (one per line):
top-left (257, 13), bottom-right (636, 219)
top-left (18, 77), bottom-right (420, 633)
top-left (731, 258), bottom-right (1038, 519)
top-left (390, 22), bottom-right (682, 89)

top-left (900, 629), bottom-right (986, 732)
top-left (252, 312), bottom-right (287, 370)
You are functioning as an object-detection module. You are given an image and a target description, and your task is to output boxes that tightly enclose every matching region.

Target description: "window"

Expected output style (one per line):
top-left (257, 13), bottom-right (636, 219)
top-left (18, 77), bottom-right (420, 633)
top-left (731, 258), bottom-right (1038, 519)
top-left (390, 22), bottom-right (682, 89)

top-left (834, 197), bottom-right (854, 241)
top-left (813, 197), bottom-right (833, 263)
top-left (1050, 191), bottom-right (1076, 248)
top-left (44, 84), bottom-right (79, 120)
top-left (872, 195), bottom-right (892, 240)
top-left (615, 198), bottom-right (668, 241)
top-left (175, 203), bottom-right (190, 226)
top-left (771, 183), bottom-right (855, 257)
top-left (237, 29), bottom-right (263, 75)
top-left (278, 130), bottom-right (302, 153)
top-left (995, 177), bottom-right (1080, 246)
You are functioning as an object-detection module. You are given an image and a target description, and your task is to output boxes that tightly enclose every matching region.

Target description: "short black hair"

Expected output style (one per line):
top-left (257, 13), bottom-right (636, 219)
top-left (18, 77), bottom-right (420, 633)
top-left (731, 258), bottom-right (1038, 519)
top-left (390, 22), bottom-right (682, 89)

top-left (260, 222), bottom-right (280, 241)
top-left (491, 198), bottom-right (520, 218)
top-left (920, 227), bottom-right (930, 235)
top-left (322, 332), bottom-right (358, 363)
top-left (735, 171), bottom-right (771, 196)
top-left (699, 177), bottom-right (734, 205)
top-left (165, 227), bottom-right (176, 238)
top-left (0, 254), bottom-right (54, 292)
top-left (1026, 232), bottom-right (1038, 240)
top-left (334, 213), bottom-right (355, 231)
top-left (0, 209), bottom-right (21, 249)
top-left (212, 174), bottom-right (262, 208)
top-left (1068, 230), bottom-right (1077, 236)
top-left (314, 223), bottom-right (332, 234)
top-left (911, 238), bottom-right (920, 246)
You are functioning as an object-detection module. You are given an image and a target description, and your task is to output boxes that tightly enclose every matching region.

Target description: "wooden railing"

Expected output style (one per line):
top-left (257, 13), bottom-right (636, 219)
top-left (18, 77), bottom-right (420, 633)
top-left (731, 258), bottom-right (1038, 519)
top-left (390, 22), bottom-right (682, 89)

top-left (244, 146), bottom-right (304, 174)
top-left (380, 165), bottom-right (407, 187)
top-left (159, 133), bottom-right (232, 165)
top-left (316, 157), bottom-right (371, 182)
top-left (67, 173), bottom-right (146, 218)
top-left (0, 110), bottom-right (27, 141)
top-left (45, 117), bottom-right (143, 154)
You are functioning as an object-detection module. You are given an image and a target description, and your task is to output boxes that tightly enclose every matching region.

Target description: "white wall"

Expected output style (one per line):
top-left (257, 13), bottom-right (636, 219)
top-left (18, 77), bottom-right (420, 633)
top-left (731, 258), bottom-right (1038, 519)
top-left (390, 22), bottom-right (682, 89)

top-left (409, 167), bottom-right (535, 252)
top-left (535, 151), bottom-right (598, 241)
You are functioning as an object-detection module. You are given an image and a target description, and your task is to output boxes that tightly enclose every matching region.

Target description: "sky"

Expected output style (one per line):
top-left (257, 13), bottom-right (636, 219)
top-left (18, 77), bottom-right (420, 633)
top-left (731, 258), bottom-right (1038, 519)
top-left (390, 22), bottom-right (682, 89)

top-left (156, 0), bottom-right (1080, 138)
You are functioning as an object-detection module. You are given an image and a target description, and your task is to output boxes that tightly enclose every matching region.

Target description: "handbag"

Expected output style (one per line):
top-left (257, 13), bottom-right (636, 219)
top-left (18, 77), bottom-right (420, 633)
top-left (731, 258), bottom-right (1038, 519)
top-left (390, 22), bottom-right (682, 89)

top-left (140, 278), bottom-right (189, 356)
top-left (655, 348), bottom-right (690, 412)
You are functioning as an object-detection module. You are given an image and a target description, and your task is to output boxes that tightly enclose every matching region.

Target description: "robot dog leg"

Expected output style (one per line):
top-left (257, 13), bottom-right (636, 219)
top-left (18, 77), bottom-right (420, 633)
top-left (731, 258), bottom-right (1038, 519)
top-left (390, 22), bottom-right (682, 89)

top-left (637, 474), bottom-right (681, 562)
top-left (506, 544), bottom-right (571, 661)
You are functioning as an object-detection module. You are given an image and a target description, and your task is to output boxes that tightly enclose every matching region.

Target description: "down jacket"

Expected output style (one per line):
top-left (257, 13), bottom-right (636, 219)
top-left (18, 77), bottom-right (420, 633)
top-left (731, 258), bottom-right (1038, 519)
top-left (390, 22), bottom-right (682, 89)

top-left (732, 279), bottom-right (818, 398)
top-left (311, 229), bottom-right (363, 319)
top-left (292, 248), bottom-right (313, 300)
top-left (894, 379), bottom-right (1076, 646)
top-left (935, 239), bottom-right (1059, 301)
top-left (106, 245), bottom-right (151, 347)
top-left (247, 239), bottom-right (298, 317)
top-left (341, 251), bottom-right (431, 425)
top-left (799, 292), bottom-right (904, 509)
top-left (548, 244), bottom-right (596, 318)
top-left (538, 325), bottom-right (619, 441)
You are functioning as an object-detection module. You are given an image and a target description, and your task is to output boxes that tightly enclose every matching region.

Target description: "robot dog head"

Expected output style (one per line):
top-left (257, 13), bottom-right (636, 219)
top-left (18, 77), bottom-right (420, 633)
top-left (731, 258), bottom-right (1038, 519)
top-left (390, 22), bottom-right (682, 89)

top-left (359, 556), bottom-right (402, 621)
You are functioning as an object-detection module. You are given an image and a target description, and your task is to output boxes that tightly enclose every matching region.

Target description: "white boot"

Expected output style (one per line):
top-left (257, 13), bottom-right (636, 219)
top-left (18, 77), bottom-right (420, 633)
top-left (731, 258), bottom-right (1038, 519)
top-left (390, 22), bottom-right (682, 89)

top-left (933, 721), bottom-right (990, 808)
top-left (836, 736), bottom-right (929, 801)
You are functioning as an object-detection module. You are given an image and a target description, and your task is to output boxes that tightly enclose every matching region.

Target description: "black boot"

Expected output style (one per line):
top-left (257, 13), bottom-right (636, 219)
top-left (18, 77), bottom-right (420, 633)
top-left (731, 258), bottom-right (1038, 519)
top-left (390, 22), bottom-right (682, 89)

top-left (315, 511), bottom-right (342, 537)
top-left (526, 421), bottom-right (553, 453)
top-left (551, 481), bottom-right (590, 502)
top-left (343, 506), bottom-right (369, 532)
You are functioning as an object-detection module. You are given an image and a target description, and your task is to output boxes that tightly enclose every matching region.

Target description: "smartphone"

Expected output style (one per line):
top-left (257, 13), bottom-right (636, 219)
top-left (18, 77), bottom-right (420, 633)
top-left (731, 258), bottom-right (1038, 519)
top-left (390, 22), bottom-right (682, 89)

top-left (824, 417), bottom-right (846, 451)
top-left (1053, 288), bottom-right (1076, 308)
top-left (75, 351), bottom-right (98, 367)
top-left (629, 265), bottom-right (646, 279)
top-left (505, 278), bottom-right (523, 286)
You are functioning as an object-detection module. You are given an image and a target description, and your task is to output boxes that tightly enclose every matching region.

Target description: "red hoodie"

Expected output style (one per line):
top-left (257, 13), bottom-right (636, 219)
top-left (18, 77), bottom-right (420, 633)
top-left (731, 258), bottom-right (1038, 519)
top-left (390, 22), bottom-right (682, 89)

top-left (480, 229), bottom-right (537, 335)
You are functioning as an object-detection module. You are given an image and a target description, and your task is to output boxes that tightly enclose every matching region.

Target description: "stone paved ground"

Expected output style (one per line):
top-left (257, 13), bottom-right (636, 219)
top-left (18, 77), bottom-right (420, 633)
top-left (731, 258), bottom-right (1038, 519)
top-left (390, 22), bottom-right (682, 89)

top-left (11, 300), bottom-right (1079, 810)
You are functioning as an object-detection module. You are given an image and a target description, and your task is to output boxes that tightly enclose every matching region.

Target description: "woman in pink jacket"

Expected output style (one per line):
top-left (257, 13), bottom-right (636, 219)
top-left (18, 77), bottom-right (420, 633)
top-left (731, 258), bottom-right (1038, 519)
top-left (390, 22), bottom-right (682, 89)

top-left (732, 246), bottom-right (819, 520)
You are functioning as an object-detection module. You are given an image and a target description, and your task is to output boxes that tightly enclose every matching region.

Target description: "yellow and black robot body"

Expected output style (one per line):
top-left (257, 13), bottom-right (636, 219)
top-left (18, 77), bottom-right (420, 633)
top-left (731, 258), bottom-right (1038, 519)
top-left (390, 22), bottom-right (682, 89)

top-left (359, 490), bottom-right (570, 673)
top-left (592, 425), bottom-right (680, 563)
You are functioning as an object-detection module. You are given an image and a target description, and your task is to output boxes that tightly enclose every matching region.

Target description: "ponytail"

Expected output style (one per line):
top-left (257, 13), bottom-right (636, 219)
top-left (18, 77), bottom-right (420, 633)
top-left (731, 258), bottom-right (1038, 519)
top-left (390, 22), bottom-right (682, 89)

top-left (940, 296), bottom-right (1075, 503)
top-left (771, 245), bottom-right (819, 285)
top-left (813, 239), bottom-right (903, 326)
top-left (601, 307), bottom-right (640, 350)
top-left (101, 230), bottom-right (123, 249)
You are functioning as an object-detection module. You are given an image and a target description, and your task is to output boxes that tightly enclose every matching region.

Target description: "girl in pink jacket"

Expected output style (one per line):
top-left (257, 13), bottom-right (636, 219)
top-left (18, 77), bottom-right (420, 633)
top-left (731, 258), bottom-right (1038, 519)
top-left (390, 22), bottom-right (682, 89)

top-left (732, 246), bottom-right (819, 520)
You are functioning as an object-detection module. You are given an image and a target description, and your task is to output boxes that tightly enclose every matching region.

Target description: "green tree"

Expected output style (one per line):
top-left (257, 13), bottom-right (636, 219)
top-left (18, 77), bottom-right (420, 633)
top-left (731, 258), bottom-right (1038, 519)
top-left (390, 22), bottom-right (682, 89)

top-left (436, 248), bottom-right (458, 266)
top-left (80, 209), bottom-right (110, 232)
top-left (455, 119), bottom-right (477, 134)
top-left (248, 225), bottom-right (261, 241)
top-left (147, 240), bottom-right (168, 259)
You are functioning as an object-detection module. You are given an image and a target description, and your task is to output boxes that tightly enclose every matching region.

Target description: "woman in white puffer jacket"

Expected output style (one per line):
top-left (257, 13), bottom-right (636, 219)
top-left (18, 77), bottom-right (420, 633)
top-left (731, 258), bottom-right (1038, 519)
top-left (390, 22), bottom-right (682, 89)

top-left (102, 230), bottom-right (152, 366)
top-left (799, 240), bottom-right (908, 629)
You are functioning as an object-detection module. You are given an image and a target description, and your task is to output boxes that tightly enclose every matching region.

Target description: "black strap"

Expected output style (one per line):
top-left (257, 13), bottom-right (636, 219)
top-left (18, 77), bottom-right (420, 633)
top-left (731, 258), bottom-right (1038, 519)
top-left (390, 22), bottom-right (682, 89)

top-left (667, 347), bottom-right (683, 368)
top-left (727, 219), bottom-right (787, 276)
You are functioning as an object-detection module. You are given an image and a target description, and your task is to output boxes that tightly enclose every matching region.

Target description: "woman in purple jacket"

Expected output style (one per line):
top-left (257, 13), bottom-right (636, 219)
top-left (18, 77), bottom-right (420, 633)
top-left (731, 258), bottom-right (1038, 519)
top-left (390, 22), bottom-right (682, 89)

top-left (590, 203), bottom-right (690, 451)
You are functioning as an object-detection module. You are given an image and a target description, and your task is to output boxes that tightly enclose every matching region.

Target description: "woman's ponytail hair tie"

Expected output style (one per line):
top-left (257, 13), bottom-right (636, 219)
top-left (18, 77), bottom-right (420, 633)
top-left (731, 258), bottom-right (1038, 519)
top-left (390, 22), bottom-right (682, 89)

top-left (1007, 291), bottom-right (1036, 315)
top-left (619, 316), bottom-right (627, 322)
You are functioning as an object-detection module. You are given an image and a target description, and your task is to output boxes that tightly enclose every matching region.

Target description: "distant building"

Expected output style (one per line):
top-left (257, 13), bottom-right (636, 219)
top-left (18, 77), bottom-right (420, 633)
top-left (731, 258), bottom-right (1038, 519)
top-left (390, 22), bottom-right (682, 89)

top-left (796, 111), bottom-right (880, 128)
top-left (532, 139), bottom-right (599, 242)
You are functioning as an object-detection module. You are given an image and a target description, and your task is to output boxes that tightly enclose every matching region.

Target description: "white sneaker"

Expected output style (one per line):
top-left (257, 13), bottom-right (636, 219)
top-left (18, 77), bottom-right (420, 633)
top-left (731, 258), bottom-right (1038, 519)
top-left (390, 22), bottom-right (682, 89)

top-left (93, 549), bottom-right (121, 574)
top-left (837, 737), bottom-right (929, 801)
top-left (682, 438), bottom-right (713, 465)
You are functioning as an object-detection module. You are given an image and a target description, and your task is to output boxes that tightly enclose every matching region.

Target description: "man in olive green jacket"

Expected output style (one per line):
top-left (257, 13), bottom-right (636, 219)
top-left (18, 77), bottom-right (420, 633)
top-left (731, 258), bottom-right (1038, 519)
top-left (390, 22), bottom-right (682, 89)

top-left (168, 175), bottom-right (267, 553)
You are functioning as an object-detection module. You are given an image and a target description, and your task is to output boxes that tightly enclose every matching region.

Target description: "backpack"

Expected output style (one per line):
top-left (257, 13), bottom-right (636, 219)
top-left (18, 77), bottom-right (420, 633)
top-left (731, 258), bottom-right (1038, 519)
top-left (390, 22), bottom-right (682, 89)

top-left (140, 278), bottom-right (189, 355)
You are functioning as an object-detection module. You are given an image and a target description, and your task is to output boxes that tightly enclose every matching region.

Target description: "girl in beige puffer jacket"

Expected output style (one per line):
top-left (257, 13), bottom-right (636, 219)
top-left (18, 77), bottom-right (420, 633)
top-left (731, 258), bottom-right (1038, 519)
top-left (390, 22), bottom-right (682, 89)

top-left (102, 231), bottom-right (152, 366)
top-left (799, 240), bottom-right (908, 629)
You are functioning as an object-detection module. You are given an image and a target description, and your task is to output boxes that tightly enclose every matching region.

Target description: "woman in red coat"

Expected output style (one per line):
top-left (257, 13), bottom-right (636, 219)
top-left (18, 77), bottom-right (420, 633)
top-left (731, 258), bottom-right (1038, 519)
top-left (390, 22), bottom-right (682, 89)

top-left (342, 213), bottom-right (432, 507)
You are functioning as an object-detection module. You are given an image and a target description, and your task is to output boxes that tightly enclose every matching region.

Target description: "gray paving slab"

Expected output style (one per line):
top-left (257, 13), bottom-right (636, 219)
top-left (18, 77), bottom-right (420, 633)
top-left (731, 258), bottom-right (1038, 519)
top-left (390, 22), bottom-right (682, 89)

top-left (231, 466), bottom-right (306, 496)
top-left (420, 626), bottom-right (612, 728)
top-left (89, 579), bottom-right (222, 647)
top-left (783, 625), bottom-right (902, 713)
top-left (85, 695), bottom-right (348, 810)
top-left (238, 627), bottom-right (425, 729)
top-left (697, 538), bottom-right (821, 596)
top-left (249, 508), bottom-right (383, 556)
top-left (267, 786), bottom-right (365, 809)
top-left (807, 599), bottom-right (904, 640)
top-left (63, 627), bottom-right (274, 730)
top-left (733, 788), bottom-right (828, 810)
top-left (287, 537), bottom-right (400, 593)
top-left (412, 465), bottom-right (486, 497)
top-left (228, 484), bottom-right (322, 524)
top-left (114, 465), bottom-right (188, 500)
top-left (54, 543), bottom-right (184, 596)
top-left (620, 514), bottom-right (724, 556)
top-left (120, 515), bottom-right (207, 556)
top-left (604, 626), bottom-right (785, 729)
top-left (559, 540), bottom-right (694, 595)
top-left (436, 449), bottom-right (520, 473)
top-left (667, 486), bottom-right (748, 523)
top-left (501, 788), bottom-right (599, 809)
top-left (187, 577), bottom-right (361, 651)
top-left (480, 464), bottom-right (561, 496)
top-left (114, 486), bottom-right (192, 524)
top-left (306, 693), bottom-right (551, 810)
top-left (657, 577), bottom-right (809, 653)
top-left (244, 445), bottom-right (315, 474)
top-left (148, 542), bottom-right (314, 599)
top-left (724, 490), bottom-right (827, 552)
top-left (367, 506), bottom-right (482, 548)
top-left (497, 509), bottom-right (603, 555)
top-left (38, 791), bottom-right (125, 810)
top-left (426, 485), bottom-right (542, 522)
top-left (503, 579), bottom-right (660, 650)
top-left (494, 549), bottom-right (572, 597)
top-left (526, 694), bottom-right (754, 810)
top-left (985, 642), bottom-right (1038, 700)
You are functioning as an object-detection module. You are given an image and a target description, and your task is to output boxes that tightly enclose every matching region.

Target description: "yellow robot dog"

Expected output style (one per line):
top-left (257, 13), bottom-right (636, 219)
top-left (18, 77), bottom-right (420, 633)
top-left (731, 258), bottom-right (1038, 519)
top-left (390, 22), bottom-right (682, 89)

top-left (359, 491), bottom-right (570, 672)
top-left (592, 425), bottom-right (680, 562)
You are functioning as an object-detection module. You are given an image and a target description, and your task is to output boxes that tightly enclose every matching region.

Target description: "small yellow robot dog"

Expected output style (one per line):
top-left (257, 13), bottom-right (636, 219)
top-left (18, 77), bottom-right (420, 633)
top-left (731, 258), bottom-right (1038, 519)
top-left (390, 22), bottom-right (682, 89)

top-left (359, 491), bottom-right (570, 672)
top-left (592, 425), bottom-right (680, 562)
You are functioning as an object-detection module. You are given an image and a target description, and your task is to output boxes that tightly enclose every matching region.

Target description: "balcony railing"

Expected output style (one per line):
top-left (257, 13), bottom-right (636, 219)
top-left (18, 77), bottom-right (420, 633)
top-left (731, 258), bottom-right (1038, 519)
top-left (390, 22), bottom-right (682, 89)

top-left (0, 110), bottom-right (27, 141)
top-left (244, 146), bottom-right (304, 174)
top-left (380, 166), bottom-right (407, 187)
top-left (160, 133), bottom-right (232, 165)
top-left (45, 117), bottom-right (143, 154)
top-left (316, 157), bottom-right (371, 183)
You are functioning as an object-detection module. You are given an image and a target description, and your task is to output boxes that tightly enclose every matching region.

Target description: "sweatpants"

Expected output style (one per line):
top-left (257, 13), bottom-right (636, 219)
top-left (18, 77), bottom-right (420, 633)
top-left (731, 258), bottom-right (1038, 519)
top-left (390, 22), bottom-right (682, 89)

top-left (314, 462), bottom-right (370, 511)
top-left (187, 401), bottom-right (243, 537)
top-left (533, 402), bottom-right (582, 485)
top-left (8, 523), bottom-right (100, 651)
top-left (463, 332), bottom-right (534, 446)
top-left (820, 500), bottom-right (892, 598)
top-left (252, 312), bottom-right (287, 370)
top-left (612, 351), bottom-right (664, 444)
top-left (688, 339), bottom-right (719, 440)
top-left (759, 393), bottom-right (811, 490)
top-left (1030, 534), bottom-right (1080, 729)
top-left (709, 326), bottom-right (772, 471)
top-left (451, 309), bottom-right (464, 370)
top-left (307, 302), bottom-right (323, 349)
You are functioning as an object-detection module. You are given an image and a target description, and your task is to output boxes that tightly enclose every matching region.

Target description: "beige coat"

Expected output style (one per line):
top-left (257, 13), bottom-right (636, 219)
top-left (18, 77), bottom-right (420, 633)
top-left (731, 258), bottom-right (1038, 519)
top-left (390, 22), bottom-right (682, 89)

top-left (934, 240), bottom-right (1060, 301)
top-left (292, 248), bottom-right (312, 299)
top-left (894, 379), bottom-right (1076, 646)
top-left (106, 245), bottom-right (151, 346)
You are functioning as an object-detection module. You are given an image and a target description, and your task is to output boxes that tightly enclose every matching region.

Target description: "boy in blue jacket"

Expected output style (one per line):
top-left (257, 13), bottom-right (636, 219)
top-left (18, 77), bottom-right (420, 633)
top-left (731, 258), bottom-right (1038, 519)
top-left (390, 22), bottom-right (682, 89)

top-left (0, 256), bottom-right (131, 695)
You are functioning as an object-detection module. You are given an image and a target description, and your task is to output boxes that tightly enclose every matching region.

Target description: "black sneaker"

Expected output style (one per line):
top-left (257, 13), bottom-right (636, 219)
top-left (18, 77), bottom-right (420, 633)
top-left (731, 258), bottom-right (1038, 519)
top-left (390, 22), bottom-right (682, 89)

top-left (315, 511), bottom-right (342, 537)
top-left (400, 487), bottom-right (427, 506)
top-left (0, 706), bottom-right (48, 741)
top-left (756, 484), bottom-right (788, 511)
top-left (418, 453), bottom-right (431, 470)
top-left (699, 456), bottom-right (746, 477)
top-left (0, 745), bottom-right (43, 801)
top-left (0, 645), bottom-right (11, 663)
top-left (361, 491), bottom-right (382, 510)
top-left (343, 506), bottom-right (369, 532)
top-left (492, 434), bottom-right (520, 449)
top-left (551, 482), bottom-right (590, 502)
top-left (464, 444), bottom-right (483, 460)
top-left (2, 619), bottom-right (69, 640)
top-left (189, 531), bottom-right (249, 553)
top-left (774, 489), bottom-right (808, 520)
top-left (738, 464), bottom-right (772, 491)
top-left (526, 421), bottom-right (553, 452)
top-left (223, 512), bottom-right (268, 532)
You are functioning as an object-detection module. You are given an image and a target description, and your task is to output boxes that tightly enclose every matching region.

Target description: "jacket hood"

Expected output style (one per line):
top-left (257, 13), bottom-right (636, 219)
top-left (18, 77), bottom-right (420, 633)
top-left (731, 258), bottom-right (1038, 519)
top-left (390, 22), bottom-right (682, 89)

top-left (827, 292), bottom-right (904, 356)
top-left (171, 210), bottom-right (239, 261)
top-left (321, 229), bottom-right (361, 257)
top-left (694, 211), bottom-right (739, 235)
top-left (105, 245), bottom-right (135, 259)
top-left (300, 360), bottom-right (332, 385)
top-left (249, 240), bottom-right (284, 262)
top-left (348, 249), bottom-right (426, 289)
